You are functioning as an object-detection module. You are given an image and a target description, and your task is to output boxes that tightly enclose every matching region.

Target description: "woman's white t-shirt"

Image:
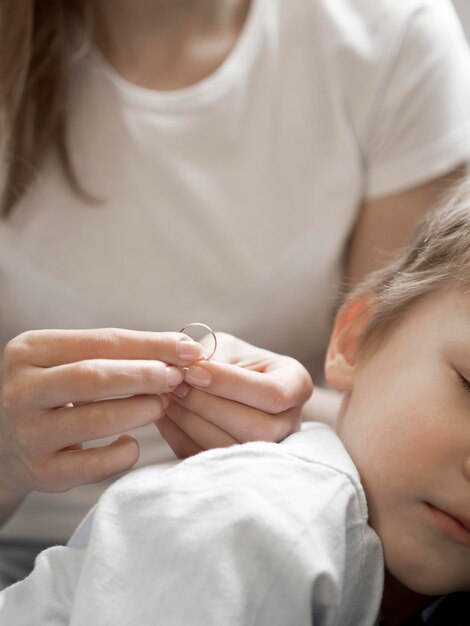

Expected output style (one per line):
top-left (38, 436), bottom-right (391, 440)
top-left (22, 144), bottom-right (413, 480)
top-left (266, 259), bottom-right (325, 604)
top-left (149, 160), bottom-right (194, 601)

top-left (1, 0), bottom-right (470, 542)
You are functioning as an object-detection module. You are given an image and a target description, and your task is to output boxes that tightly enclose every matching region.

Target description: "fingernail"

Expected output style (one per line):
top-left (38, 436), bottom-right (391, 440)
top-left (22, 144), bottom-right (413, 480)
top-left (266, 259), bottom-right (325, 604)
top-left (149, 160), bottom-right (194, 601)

top-left (166, 366), bottom-right (183, 388)
top-left (177, 337), bottom-right (204, 362)
top-left (172, 382), bottom-right (191, 399)
top-left (160, 394), bottom-right (170, 410)
top-left (184, 365), bottom-right (211, 387)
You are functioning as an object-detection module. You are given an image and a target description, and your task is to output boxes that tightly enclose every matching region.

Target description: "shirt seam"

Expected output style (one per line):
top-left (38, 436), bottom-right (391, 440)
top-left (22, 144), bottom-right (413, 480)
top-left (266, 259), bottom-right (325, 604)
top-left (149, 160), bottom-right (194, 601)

top-left (249, 478), bottom-right (362, 626)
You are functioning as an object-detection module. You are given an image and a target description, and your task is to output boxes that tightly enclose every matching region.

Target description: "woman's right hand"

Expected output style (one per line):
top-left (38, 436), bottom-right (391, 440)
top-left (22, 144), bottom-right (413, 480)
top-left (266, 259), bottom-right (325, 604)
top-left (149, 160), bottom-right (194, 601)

top-left (0, 328), bottom-right (204, 509)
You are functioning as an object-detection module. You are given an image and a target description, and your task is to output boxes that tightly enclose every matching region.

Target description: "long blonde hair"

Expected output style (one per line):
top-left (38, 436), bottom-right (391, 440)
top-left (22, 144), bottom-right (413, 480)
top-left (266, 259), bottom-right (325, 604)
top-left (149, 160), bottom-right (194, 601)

top-left (0, 1), bottom-right (90, 217)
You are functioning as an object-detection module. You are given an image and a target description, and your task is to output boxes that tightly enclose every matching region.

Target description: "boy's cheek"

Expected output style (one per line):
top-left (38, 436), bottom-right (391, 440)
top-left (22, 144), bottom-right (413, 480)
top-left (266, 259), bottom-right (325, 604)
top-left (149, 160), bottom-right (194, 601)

top-left (382, 516), bottom-right (470, 595)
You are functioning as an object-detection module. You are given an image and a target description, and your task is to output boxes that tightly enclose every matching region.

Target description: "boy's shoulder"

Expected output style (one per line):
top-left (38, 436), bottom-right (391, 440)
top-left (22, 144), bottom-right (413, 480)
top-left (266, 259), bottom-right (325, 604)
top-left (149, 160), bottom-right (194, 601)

top-left (70, 423), bottom-right (367, 551)
top-left (76, 424), bottom-right (383, 626)
top-left (113, 423), bottom-right (366, 520)
top-left (103, 423), bottom-right (371, 556)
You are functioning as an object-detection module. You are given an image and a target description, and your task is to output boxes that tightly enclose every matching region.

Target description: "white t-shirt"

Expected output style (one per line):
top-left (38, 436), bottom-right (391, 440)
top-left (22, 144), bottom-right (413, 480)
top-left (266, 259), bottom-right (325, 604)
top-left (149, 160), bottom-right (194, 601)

top-left (0, 425), bottom-right (384, 626)
top-left (1, 0), bottom-right (470, 542)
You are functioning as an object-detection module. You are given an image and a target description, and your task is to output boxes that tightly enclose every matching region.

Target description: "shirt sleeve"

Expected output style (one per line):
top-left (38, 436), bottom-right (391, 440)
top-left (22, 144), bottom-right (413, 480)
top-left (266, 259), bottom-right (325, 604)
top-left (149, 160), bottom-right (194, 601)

top-left (65, 446), bottom-right (382, 626)
top-left (0, 442), bottom-right (383, 626)
top-left (0, 546), bottom-right (84, 626)
top-left (362, 0), bottom-right (470, 198)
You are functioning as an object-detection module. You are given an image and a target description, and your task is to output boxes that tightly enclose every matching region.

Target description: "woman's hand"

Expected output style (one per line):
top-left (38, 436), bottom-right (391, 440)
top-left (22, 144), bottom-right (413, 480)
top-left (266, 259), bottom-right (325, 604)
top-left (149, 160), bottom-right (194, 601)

top-left (0, 328), bottom-right (204, 505)
top-left (157, 332), bottom-right (314, 458)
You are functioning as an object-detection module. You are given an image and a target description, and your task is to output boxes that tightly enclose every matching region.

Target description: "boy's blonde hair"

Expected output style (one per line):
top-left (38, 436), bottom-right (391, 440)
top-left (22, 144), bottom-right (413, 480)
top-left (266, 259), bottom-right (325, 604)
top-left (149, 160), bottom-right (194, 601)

top-left (352, 177), bottom-right (470, 349)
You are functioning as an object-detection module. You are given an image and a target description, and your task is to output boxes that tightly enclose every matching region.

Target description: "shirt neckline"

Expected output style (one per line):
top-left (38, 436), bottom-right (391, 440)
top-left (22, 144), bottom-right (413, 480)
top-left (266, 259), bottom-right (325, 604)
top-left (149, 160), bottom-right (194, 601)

top-left (89, 0), bottom-right (263, 112)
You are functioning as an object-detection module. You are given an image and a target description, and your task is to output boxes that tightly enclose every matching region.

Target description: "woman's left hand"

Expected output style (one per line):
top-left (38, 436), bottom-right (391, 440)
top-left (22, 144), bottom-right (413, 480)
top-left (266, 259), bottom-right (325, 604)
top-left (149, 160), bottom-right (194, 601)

top-left (156, 332), bottom-right (314, 458)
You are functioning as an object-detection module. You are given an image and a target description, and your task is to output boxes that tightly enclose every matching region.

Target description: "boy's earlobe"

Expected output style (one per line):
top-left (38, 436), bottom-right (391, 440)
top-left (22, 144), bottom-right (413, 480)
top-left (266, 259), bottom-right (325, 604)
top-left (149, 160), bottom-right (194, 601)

top-left (325, 296), bottom-right (374, 391)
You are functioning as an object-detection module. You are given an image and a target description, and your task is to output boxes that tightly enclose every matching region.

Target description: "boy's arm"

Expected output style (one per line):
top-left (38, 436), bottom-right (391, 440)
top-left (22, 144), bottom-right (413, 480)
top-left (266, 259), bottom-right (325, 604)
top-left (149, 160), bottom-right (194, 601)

top-left (0, 439), bottom-right (383, 625)
top-left (64, 442), bottom-right (382, 626)
top-left (0, 546), bottom-right (84, 624)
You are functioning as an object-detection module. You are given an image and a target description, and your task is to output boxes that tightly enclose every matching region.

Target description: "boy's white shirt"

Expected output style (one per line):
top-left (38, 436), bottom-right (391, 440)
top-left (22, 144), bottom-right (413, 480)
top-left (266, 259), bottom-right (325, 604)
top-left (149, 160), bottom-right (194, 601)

top-left (1, 0), bottom-right (470, 542)
top-left (0, 424), bottom-right (384, 626)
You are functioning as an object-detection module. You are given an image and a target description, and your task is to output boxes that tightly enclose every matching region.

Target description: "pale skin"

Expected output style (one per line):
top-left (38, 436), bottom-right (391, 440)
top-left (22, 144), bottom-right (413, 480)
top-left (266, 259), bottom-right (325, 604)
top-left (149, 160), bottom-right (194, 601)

top-left (326, 290), bottom-right (470, 623)
top-left (0, 329), bottom-right (311, 516)
top-left (0, 0), bottom-right (466, 525)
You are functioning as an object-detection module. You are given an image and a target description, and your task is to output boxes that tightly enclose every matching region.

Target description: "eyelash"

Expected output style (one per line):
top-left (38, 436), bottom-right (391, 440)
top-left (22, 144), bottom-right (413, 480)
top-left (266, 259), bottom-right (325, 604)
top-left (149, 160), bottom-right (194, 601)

top-left (456, 371), bottom-right (470, 392)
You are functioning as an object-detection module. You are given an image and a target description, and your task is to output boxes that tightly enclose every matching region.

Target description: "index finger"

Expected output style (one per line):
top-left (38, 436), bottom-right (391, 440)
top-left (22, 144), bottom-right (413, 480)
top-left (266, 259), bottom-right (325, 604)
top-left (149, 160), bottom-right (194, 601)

top-left (7, 329), bottom-right (204, 368)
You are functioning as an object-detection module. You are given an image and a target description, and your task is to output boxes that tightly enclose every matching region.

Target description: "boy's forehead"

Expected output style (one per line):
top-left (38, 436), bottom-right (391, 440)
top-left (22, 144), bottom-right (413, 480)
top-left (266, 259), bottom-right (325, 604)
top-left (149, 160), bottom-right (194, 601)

top-left (408, 287), bottom-right (470, 321)
top-left (451, 288), bottom-right (470, 323)
top-left (371, 288), bottom-right (470, 350)
top-left (409, 287), bottom-right (470, 349)
top-left (449, 289), bottom-right (470, 347)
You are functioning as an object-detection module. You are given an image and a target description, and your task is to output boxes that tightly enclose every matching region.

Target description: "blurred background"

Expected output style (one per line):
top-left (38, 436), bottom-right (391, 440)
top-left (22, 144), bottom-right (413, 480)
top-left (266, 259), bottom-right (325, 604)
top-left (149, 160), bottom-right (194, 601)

top-left (453, 0), bottom-right (470, 39)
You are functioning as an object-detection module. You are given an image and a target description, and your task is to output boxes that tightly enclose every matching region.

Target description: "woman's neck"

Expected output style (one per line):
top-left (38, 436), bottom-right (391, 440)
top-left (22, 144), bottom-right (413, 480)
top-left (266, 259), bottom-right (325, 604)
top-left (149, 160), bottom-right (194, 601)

top-left (90, 0), bottom-right (252, 90)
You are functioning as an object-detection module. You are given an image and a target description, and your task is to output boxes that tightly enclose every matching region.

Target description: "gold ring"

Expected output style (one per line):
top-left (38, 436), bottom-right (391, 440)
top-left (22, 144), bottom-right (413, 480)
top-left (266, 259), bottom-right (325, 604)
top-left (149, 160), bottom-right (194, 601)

top-left (180, 322), bottom-right (217, 361)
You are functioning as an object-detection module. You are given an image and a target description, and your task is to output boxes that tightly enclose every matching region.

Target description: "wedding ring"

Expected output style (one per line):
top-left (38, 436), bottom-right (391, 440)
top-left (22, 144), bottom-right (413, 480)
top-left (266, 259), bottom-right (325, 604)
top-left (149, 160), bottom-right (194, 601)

top-left (180, 322), bottom-right (217, 361)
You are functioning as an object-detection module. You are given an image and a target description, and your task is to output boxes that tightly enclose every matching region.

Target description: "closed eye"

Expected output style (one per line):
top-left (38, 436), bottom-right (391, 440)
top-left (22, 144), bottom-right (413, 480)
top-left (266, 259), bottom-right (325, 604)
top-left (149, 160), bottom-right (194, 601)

top-left (456, 371), bottom-right (470, 392)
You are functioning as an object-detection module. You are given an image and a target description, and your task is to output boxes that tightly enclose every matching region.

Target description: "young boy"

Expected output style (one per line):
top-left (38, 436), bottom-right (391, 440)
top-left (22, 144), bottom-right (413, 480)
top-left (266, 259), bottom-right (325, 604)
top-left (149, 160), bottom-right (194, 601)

top-left (0, 185), bottom-right (470, 624)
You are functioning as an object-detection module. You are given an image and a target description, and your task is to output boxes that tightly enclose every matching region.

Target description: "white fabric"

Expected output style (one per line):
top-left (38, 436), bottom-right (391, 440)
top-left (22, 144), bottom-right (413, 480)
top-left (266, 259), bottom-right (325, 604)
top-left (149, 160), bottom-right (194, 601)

top-left (453, 0), bottom-right (470, 39)
top-left (1, 0), bottom-right (470, 542)
top-left (0, 424), bottom-right (384, 625)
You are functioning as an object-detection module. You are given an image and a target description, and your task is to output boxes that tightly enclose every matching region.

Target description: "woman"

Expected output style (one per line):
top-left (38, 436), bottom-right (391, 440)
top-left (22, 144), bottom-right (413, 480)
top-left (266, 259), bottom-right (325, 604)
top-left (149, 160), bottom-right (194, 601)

top-left (0, 0), bottom-right (469, 588)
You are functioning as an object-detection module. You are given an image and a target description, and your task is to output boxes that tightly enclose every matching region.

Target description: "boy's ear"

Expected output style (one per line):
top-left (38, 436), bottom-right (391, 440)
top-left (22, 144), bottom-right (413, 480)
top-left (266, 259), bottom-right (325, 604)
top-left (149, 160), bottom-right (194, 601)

top-left (325, 295), bottom-right (375, 391)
